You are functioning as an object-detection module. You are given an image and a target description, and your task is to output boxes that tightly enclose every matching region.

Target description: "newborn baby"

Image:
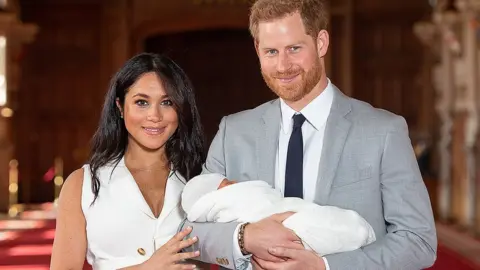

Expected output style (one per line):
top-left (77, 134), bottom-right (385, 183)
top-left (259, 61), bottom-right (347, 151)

top-left (217, 178), bottom-right (236, 189)
top-left (181, 173), bottom-right (376, 256)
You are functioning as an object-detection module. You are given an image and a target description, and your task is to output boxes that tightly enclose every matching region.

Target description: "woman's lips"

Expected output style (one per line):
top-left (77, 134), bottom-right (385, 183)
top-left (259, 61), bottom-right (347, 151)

top-left (143, 127), bottom-right (165, 135)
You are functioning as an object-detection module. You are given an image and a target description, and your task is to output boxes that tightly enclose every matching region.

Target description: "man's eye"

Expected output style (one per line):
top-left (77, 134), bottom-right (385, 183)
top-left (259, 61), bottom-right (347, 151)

top-left (266, 49), bottom-right (278, 56)
top-left (290, 46), bottom-right (300, 52)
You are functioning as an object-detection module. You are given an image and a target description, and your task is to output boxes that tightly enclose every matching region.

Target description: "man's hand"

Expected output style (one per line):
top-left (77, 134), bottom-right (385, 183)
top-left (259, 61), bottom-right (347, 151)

top-left (252, 247), bottom-right (326, 270)
top-left (244, 212), bottom-right (303, 262)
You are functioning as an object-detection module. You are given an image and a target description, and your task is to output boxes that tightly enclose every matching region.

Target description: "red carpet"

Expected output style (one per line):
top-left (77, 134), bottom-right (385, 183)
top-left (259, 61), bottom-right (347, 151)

top-left (428, 243), bottom-right (480, 270)
top-left (0, 205), bottom-right (478, 269)
top-left (0, 205), bottom-right (91, 270)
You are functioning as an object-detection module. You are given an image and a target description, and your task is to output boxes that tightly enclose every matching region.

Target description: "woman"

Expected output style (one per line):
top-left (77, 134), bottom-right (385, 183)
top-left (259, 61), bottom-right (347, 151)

top-left (51, 53), bottom-right (207, 270)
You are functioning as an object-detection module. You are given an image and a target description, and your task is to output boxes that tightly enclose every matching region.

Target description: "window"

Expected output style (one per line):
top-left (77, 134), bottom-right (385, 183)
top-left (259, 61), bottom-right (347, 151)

top-left (0, 36), bottom-right (6, 106)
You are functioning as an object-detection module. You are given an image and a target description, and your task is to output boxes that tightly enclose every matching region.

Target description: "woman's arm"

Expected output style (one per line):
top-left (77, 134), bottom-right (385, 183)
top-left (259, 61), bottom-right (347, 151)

top-left (50, 168), bottom-right (88, 270)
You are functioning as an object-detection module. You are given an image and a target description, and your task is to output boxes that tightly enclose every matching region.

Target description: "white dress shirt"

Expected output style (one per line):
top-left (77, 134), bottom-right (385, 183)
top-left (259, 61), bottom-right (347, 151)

top-left (275, 80), bottom-right (333, 201)
top-left (232, 79), bottom-right (334, 270)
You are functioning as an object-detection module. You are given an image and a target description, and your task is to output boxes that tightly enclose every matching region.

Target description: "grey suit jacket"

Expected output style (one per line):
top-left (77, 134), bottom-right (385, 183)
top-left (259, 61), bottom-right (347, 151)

top-left (185, 86), bottom-right (437, 270)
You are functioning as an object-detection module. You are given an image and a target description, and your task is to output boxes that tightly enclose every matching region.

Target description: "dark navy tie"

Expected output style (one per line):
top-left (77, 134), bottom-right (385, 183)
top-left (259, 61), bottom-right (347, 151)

top-left (284, 113), bottom-right (306, 198)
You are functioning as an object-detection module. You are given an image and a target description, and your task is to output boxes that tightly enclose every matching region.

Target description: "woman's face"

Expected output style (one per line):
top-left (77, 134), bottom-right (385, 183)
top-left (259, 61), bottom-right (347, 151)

top-left (118, 72), bottom-right (179, 152)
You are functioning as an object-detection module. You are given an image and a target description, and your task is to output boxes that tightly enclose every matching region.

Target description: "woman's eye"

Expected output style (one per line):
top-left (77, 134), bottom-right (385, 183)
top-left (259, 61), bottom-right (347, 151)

top-left (135, 100), bottom-right (148, 106)
top-left (161, 100), bottom-right (173, 106)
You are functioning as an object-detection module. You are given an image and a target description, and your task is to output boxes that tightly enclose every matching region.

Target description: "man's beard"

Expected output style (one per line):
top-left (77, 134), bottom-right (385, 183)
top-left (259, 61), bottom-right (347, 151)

top-left (262, 60), bottom-right (322, 102)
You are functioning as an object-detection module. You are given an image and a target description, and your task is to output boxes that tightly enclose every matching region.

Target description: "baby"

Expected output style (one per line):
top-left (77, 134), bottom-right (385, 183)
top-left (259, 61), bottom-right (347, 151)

top-left (181, 173), bottom-right (376, 257)
top-left (217, 178), bottom-right (237, 189)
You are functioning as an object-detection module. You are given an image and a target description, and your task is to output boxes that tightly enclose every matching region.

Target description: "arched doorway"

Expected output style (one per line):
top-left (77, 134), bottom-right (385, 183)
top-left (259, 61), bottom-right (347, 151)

top-left (144, 29), bottom-right (275, 144)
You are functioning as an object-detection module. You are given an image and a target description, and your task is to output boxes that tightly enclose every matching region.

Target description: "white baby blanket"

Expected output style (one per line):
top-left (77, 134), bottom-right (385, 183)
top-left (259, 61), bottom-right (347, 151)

top-left (182, 173), bottom-right (376, 256)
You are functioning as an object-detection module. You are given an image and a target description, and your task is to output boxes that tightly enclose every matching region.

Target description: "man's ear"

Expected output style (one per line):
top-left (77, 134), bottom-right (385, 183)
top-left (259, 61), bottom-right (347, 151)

top-left (116, 98), bottom-right (123, 118)
top-left (316, 30), bottom-right (329, 58)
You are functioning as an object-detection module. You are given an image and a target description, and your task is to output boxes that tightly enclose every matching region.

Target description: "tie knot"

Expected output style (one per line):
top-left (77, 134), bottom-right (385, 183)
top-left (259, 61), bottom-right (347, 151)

top-left (292, 114), bottom-right (306, 129)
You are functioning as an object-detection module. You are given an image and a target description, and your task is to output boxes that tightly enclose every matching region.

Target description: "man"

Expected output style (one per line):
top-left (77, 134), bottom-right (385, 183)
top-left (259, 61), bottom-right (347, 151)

top-left (184, 0), bottom-right (437, 269)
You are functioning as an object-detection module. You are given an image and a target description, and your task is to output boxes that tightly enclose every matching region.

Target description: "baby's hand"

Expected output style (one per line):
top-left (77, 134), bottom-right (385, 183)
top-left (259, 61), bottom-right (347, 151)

top-left (217, 178), bottom-right (237, 189)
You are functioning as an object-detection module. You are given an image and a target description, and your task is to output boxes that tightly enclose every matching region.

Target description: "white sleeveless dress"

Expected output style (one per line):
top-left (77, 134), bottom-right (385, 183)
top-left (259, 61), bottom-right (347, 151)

top-left (81, 157), bottom-right (186, 270)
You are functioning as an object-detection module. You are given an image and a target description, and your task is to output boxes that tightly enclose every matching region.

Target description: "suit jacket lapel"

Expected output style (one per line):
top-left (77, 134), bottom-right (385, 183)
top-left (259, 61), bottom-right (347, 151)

top-left (257, 99), bottom-right (281, 187)
top-left (315, 86), bottom-right (352, 205)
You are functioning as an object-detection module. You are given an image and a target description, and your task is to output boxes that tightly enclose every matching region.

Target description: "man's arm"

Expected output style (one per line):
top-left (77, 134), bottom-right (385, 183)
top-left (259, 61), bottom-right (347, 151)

top-left (181, 117), bottom-right (248, 269)
top-left (181, 220), bottom-right (240, 268)
top-left (200, 120), bottom-right (226, 175)
top-left (324, 116), bottom-right (437, 270)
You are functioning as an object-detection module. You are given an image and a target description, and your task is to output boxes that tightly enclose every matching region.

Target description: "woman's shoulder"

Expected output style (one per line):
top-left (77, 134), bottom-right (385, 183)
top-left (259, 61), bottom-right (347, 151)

top-left (62, 165), bottom-right (97, 201)
top-left (64, 168), bottom-right (85, 192)
top-left (58, 168), bottom-right (85, 207)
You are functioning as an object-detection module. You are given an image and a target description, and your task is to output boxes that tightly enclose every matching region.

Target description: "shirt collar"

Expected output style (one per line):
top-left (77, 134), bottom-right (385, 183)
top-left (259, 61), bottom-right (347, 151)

top-left (280, 78), bottom-right (334, 134)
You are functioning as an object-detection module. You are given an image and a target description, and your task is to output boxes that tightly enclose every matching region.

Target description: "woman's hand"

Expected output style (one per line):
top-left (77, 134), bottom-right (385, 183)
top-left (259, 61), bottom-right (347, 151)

top-left (141, 226), bottom-right (200, 270)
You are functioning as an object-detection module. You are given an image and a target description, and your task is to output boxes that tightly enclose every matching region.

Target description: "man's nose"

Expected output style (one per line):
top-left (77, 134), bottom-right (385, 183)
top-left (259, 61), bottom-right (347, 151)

top-left (276, 52), bottom-right (292, 72)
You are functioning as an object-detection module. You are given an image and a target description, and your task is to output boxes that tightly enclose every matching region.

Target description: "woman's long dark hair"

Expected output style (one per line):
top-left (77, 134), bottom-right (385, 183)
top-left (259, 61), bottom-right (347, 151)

top-left (88, 53), bottom-right (206, 202)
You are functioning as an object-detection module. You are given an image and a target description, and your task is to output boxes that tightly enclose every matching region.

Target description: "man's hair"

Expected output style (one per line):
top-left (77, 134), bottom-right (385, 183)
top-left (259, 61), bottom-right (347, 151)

top-left (249, 0), bottom-right (329, 41)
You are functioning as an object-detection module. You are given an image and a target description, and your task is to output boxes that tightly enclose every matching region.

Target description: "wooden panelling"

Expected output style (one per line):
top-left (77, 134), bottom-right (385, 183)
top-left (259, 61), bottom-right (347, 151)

top-left (16, 0), bottom-right (102, 203)
top-left (354, 0), bottom-right (430, 15)
top-left (352, 10), bottom-right (430, 133)
top-left (145, 29), bottom-right (274, 144)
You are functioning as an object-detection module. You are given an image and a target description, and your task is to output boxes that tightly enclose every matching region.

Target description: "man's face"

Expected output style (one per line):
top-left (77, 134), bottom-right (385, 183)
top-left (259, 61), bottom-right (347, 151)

top-left (256, 12), bottom-right (327, 103)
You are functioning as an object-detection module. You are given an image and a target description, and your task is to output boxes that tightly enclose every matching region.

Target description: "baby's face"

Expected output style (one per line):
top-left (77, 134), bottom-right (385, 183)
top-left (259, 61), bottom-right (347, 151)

top-left (217, 178), bottom-right (237, 189)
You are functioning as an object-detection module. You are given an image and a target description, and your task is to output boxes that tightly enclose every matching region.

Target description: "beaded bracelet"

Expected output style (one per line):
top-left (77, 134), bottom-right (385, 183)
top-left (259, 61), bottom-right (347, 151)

top-left (238, 222), bottom-right (250, 255)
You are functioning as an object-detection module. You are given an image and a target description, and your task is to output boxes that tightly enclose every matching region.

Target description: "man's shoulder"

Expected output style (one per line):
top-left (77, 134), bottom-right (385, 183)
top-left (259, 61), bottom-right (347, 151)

top-left (223, 99), bottom-right (278, 126)
top-left (347, 97), bottom-right (407, 131)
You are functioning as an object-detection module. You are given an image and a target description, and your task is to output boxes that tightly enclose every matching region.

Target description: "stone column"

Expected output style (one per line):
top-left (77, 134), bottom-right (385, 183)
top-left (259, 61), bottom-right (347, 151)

top-left (457, 1), bottom-right (478, 228)
top-left (414, 6), bottom-right (458, 221)
top-left (435, 33), bottom-right (455, 222)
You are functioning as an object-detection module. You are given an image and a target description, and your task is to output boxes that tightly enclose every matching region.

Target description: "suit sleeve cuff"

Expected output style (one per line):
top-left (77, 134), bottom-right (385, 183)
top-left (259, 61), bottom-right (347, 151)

top-left (232, 223), bottom-right (252, 269)
top-left (323, 257), bottom-right (330, 270)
